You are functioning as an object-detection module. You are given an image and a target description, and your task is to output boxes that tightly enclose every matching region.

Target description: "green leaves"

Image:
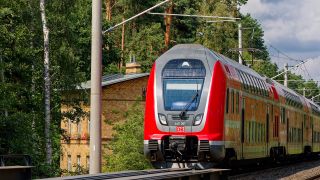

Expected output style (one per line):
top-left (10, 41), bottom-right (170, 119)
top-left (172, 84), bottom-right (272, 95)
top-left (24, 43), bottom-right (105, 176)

top-left (105, 103), bottom-right (152, 172)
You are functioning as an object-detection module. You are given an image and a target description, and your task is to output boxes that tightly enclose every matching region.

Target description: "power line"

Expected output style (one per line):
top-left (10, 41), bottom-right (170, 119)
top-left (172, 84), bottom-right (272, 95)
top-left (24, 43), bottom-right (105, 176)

top-left (148, 12), bottom-right (240, 20)
top-left (269, 44), bottom-right (303, 62)
top-left (271, 60), bottom-right (309, 79)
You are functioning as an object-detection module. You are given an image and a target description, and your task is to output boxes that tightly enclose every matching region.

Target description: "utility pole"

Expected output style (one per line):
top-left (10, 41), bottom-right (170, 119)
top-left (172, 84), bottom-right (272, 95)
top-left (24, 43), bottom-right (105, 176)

top-left (88, 0), bottom-right (170, 174)
top-left (238, 23), bottom-right (242, 64)
top-left (284, 63), bottom-right (288, 87)
top-left (90, 0), bottom-right (102, 174)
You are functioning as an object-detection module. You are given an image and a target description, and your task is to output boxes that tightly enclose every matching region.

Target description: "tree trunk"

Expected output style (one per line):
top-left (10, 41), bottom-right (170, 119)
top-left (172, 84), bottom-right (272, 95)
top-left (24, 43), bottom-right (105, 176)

top-left (120, 17), bottom-right (125, 69)
top-left (105, 0), bottom-right (112, 21)
top-left (40, 0), bottom-right (52, 165)
top-left (164, 2), bottom-right (173, 48)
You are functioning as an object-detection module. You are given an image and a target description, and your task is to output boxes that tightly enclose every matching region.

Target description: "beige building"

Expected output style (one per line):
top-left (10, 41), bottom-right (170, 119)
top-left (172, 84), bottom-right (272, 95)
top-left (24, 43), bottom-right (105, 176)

top-left (60, 63), bottom-right (149, 173)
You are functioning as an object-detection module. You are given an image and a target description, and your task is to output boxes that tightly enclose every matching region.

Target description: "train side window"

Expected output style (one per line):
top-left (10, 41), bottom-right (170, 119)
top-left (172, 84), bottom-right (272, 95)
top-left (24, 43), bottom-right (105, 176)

top-left (304, 114), bottom-right (307, 128)
top-left (249, 121), bottom-right (252, 143)
top-left (281, 108), bottom-right (286, 124)
top-left (231, 89), bottom-right (234, 113)
top-left (226, 88), bottom-right (229, 114)
top-left (253, 121), bottom-right (256, 143)
top-left (258, 123), bottom-right (261, 143)
top-left (236, 92), bottom-right (239, 113)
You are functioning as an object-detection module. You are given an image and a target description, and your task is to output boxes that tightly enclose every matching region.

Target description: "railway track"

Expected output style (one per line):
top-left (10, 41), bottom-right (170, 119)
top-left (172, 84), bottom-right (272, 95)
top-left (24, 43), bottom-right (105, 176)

top-left (227, 157), bottom-right (320, 180)
top-left (44, 168), bottom-right (228, 180)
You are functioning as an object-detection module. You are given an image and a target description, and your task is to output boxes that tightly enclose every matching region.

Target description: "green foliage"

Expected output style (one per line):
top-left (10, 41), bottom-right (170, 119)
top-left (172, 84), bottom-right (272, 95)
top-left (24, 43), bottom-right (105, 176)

top-left (252, 60), bottom-right (278, 78)
top-left (105, 103), bottom-right (152, 172)
top-left (127, 23), bottom-right (165, 72)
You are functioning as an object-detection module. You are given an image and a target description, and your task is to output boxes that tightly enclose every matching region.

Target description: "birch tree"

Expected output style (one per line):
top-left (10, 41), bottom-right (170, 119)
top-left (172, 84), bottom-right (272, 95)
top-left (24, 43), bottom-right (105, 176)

top-left (40, 0), bottom-right (52, 165)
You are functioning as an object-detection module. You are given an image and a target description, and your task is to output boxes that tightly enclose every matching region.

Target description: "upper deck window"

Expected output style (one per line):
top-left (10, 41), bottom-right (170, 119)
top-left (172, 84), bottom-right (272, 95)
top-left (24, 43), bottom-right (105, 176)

top-left (162, 59), bottom-right (206, 77)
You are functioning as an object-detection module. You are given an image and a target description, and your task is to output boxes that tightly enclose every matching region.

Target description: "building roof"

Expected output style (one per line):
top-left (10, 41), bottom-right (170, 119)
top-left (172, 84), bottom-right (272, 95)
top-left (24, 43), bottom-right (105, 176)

top-left (77, 73), bottom-right (149, 89)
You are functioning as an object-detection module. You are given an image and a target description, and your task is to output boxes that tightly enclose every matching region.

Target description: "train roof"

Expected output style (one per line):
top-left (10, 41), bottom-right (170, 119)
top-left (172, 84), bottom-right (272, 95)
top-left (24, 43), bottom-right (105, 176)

top-left (162, 44), bottom-right (320, 112)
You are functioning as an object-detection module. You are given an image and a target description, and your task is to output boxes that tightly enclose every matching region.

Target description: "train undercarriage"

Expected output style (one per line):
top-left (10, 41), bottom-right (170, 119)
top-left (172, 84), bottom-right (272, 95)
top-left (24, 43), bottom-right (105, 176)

top-left (144, 135), bottom-right (225, 169)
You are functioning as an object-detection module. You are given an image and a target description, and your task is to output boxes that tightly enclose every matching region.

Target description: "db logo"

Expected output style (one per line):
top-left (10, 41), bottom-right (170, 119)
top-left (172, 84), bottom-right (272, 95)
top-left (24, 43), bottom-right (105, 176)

top-left (176, 126), bottom-right (185, 132)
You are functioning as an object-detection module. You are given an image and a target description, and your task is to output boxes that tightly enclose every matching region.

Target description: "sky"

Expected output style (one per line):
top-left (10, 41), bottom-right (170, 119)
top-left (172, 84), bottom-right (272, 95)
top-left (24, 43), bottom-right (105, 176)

top-left (241, 0), bottom-right (320, 82)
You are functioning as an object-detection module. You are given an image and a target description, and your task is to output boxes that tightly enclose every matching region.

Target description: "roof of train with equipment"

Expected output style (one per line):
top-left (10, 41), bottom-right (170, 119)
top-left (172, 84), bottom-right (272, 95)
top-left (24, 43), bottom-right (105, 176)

top-left (170, 44), bottom-right (320, 114)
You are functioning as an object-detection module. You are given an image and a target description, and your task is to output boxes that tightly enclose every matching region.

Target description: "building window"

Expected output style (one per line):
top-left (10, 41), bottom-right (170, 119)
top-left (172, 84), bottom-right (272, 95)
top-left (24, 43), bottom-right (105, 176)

top-left (77, 155), bottom-right (81, 169)
top-left (88, 119), bottom-right (90, 135)
top-left (86, 156), bottom-right (90, 169)
top-left (68, 119), bottom-right (72, 135)
top-left (67, 155), bottom-right (71, 172)
top-left (77, 122), bottom-right (81, 136)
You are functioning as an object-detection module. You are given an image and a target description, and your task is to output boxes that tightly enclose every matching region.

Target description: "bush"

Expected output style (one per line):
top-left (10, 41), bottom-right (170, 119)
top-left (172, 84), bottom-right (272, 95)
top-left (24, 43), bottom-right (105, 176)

top-left (104, 102), bottom-right (152, 172)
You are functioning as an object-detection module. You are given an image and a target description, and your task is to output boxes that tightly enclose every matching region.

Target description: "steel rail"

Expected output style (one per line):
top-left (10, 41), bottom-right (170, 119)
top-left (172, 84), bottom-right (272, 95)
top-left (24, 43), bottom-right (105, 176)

top-left (42, 168), bottom-right (227, 180)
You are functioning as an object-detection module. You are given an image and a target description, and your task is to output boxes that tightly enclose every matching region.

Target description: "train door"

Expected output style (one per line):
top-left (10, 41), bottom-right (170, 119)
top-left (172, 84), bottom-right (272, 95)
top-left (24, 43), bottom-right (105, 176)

top-left (311, 116), bottom-right (314, 151)
top-left (240, 97), bottom-right (245, 159)
top-left (279, 107), bottom-right (287, 149)
top-left (266, 104), bottom-right (270, 156)
top-left (271, 105), bottom-right (280, 149)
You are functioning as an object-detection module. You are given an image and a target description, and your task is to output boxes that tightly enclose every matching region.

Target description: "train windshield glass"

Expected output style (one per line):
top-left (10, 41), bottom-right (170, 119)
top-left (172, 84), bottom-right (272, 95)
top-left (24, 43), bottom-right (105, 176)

top-left (163, 79), bottom-right (203, 111)
top-left (162, 59), bottom-right (206, 111)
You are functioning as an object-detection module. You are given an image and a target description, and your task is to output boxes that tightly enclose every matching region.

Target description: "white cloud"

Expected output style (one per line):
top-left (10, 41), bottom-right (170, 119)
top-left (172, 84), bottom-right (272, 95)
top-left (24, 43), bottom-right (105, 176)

top-left (241, 0), bottom-right (320, 81)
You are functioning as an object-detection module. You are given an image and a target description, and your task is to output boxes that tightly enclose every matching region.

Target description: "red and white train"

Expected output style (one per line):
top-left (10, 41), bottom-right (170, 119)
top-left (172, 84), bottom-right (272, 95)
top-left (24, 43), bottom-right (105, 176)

top-left (144, 44), bottom-right (320, 169)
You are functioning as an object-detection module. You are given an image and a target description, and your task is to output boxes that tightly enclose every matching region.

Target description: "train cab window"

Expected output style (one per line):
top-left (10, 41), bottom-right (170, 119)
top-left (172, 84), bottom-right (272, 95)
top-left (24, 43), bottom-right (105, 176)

top-left (162, 59), bottom-right (206, 111)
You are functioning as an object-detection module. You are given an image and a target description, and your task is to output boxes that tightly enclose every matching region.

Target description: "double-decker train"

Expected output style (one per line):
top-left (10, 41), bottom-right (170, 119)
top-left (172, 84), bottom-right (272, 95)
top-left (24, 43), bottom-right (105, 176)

top-left (143, 44), bottom-right (320, 169)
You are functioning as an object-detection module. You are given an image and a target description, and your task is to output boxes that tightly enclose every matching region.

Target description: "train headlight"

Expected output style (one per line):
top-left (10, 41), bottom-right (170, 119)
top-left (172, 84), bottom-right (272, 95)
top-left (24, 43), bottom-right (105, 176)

top-left (158, 114), bottom-right (168, 125)
top-left (193, 114), bottom-right (203, 126)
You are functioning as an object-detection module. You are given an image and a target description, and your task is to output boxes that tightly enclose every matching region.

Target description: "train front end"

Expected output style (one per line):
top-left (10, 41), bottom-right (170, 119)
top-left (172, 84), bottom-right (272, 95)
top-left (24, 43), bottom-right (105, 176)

top-left (144, 44), bottom-right (227, 169)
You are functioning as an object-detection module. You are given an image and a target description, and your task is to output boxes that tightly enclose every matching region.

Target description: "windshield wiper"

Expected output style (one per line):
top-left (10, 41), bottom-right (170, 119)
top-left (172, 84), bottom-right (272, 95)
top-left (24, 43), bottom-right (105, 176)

top-left (179, 92), bottom-right (199, 119)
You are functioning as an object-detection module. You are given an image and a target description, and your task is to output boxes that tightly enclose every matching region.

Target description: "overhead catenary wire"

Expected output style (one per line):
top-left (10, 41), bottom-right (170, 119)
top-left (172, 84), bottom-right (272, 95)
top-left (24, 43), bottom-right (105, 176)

top-left (148, 12), bottom-right (240, 20)
top-left (103, 0), bottom-right (171, 33)
top-left (269, 44), bottom-right (303, 62)
top-left (271, 60), bottom-right (309, 79)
